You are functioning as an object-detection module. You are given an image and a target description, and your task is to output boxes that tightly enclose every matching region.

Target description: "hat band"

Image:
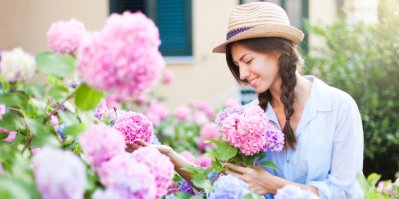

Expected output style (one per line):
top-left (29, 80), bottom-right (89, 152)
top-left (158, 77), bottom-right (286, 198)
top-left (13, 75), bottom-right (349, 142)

top-left (226, 27), bottom-right (254, 40)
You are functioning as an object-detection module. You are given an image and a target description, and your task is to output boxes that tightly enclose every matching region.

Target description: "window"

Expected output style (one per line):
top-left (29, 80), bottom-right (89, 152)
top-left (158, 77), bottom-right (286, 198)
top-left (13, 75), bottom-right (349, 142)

top-left (109, 0), bottom-right (193, 57)
top-left (239, 0), bottom-right (309, 51)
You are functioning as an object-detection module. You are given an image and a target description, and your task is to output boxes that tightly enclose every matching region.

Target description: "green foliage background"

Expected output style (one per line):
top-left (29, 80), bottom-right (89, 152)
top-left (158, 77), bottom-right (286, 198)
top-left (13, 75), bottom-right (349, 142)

top-left (304, 0), bottom-right (399, 180)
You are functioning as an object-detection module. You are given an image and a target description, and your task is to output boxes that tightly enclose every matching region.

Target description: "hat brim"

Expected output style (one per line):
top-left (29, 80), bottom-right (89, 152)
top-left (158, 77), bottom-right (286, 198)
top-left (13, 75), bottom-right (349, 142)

top-left (212, 24), bottom-right (304, 53)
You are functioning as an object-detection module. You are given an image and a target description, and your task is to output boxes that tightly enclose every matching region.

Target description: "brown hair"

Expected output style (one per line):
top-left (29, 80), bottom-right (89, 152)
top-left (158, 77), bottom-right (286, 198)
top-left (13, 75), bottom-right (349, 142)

top-left (225, 37), bottom-right (303, 149)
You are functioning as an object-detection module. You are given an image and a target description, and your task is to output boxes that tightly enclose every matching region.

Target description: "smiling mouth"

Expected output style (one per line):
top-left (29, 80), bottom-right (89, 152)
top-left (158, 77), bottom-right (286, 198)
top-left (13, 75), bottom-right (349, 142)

top-left (248, 78), bottom-right (257, 87)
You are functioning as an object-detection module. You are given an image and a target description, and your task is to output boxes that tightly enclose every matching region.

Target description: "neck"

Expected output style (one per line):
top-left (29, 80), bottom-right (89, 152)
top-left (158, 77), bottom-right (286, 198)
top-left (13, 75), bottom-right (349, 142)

top-left (269, 73), bottom-right (311, 109)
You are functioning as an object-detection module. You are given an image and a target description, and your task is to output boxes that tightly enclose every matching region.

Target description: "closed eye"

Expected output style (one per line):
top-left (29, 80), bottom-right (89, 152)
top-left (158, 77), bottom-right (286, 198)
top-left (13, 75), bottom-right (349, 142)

top-left (246, 58), bottom-right (254, 64)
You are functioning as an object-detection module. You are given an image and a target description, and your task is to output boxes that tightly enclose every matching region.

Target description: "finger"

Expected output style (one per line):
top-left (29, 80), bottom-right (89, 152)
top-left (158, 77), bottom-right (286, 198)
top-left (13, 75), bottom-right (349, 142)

top-left (224, 163), bottom-right (250, 174)
top-left (137, 139), bottom-right (149, 147)
top-left (225, 170), bottom-right (244, 179)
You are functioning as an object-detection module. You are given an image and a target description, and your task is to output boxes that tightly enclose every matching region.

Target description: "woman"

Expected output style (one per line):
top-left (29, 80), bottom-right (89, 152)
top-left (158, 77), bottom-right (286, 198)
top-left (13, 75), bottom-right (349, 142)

top-left (217, 2), bottom-right (364, 198)
top-left (134, 2), bottom-right (364, 198)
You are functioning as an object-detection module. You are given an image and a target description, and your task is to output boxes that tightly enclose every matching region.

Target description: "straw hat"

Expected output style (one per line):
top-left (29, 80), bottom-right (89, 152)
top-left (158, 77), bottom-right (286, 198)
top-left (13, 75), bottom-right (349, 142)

top-left (212, 2), bottom-right (304, 53)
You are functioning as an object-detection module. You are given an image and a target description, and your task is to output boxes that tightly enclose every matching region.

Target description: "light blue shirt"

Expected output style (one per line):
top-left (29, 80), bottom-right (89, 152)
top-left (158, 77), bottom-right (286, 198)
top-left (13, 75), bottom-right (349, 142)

top-left (250, 76), bottom-right (364, 199)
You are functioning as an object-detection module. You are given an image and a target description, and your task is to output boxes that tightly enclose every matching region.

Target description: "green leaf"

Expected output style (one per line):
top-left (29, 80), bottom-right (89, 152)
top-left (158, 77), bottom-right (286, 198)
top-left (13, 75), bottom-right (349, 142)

top-left (181, 166), bottom-right (201, 175)
top-left (212, 159), bottom-right (224, 172)
top-left (75, 83), bottom-right (104, 111)
top-left (0, 92), bottom-right (28, 110)
top-left (58, 111), bottom-right (80, 125)
top-left (25, 84), bottom-right (45, 98)
top-left (242, 192), bottom-right (264, 199)
top-left (0, 112), bottom-right (23, 131)
top-left (215, 140), bottom-right (237, 161)
top-left (259, 160), bottom-right (277, 170)
top-left (0, 177), bottom-right (31, 199)
top-left (366, 173), bottom-right (381, 187)
top-left (63, 124), bottom-right (86, 138)
top-left (174, 192), bottom-right (192, 199)
top-left (48, 85), bottom-right (69, 102)
top-left (36, 52), bottom-right (76, 77)
top-left (0, 132), bottom-right (8, 139)
top-left (24, 118), bottom-right (51, 136)
top-left (356, 173), bottom-right (369, 193)
top-left (192, 174), bottom-right (214, 192)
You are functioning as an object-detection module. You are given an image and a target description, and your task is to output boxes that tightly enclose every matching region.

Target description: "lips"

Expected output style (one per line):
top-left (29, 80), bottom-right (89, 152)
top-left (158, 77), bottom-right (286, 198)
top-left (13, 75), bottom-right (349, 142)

top-left (248, 77), bottom-right (257, 88)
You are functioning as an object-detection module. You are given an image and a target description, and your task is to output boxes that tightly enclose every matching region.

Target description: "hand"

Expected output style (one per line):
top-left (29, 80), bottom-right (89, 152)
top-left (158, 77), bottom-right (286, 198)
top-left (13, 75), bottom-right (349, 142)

top-left (126, 139), bottom-right (173, 156)
top-left (224, 163), bottom-right (278, 195)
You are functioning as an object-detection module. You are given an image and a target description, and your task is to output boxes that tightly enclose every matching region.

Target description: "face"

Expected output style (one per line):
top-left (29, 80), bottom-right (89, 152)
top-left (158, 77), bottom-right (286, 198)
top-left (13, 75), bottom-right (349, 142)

top-left (231, 43), bottom-right (281, 93)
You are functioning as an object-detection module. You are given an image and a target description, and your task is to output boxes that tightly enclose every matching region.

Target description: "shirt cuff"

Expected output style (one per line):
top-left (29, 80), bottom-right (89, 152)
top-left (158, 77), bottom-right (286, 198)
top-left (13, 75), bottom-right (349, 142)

top-left (308, 181), bottom-right (332, 199)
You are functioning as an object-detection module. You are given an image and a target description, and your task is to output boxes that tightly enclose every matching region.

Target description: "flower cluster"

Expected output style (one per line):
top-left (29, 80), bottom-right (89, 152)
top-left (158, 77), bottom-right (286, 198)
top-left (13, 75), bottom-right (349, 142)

top-left (77, 11), bottom-right (164, 100)
top-left (216, 106), bottom-right (284, 156)
top-left (32, 147), bottom-right (87, 199)
top-left (97, 154), bottom-right (157, 199)
top-left (0, 48), bottom-right (37, 82)
top-left (173, 106), bottom-right (191, 121)
top-left (79, 124), bottom-right (126, 170)
top-left (178, 180), bottom-right (195, 195)
top-left (113, 111), bottom-right (154, 144)
top-left (275, 184), bottom-right (319, 199)
top-left (209, 175), bottom-right (250, 199)
top-left (47, 18), bottom-right (86, 54)
top-left (132, 147), bottom-right (174, 198)
top-left (197, 123), bottom-right (219, 150)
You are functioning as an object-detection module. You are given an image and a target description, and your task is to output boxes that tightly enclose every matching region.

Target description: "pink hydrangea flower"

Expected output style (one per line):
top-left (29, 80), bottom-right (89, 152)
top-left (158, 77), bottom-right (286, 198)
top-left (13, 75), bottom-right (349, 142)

top-left (94, 100), bottom-right (108, 121)
top-left (179, 151), bottom-right (196, 163)
top-left (31, 147), bottom-right (41, 155)
top-left (97, 154), bottom-right (157, 199)
top-left (193, 111), bottom-right (209, 126)
top-left (32, 147), bottom-right (87, 199)
top-left (224, 99), bottom-right (240, 109)
top-left (0, 128), bottom-right (17, 143)
top-left (194, 154), bottom-right (212, 168)
top-left (217, 106), bottom-right (284, 156)
top-left (132, 147), bottom-right (174, 198)
top-left (113, 111), bottom-right (154, 144)
top-left (105, 94), bottom-right (122, 110)
top-left (173, 106), bottom-right (191, 121)
top-left (145, 100), bottom-right (169, 126)
top-left (79, 124), bottom-right (126, 170)
top-left (197, 123), bottom-right (219, 150)
top-left (77, 11), bottom-right (165, 100)
top-left (191, 100), bottom-right (214, 119)
top-left (0, 104), bottom-right (5, 118)
top-left (162, 69), bottom-right (174, 85)
top-left (47, 18), bottom-right (86, 54)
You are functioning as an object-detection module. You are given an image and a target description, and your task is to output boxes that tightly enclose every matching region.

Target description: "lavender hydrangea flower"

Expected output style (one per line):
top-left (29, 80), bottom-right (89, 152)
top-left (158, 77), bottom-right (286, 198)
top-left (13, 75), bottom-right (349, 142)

top-left (32, 147), bottom-right (87, 199)
top-left (275, 184), bottom-right (319, 199)
top-left (97, 154), bottom-right (157, 199)
top-left (178, 180), bottom-right (195, 195)
top-left (209, 175), bottom-right (250, 199)
top-left (215, 107), bottom-right (243, 127)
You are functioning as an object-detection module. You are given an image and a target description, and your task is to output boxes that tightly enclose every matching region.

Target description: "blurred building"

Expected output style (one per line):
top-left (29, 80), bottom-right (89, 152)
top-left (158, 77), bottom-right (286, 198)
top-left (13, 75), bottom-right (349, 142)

top-left (0, 0), bottom-right (378, 108)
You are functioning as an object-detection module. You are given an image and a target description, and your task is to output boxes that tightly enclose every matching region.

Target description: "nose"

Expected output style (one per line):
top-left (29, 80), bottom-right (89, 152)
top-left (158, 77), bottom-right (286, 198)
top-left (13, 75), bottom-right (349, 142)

top-left (239, 65), bottom-right (249, 81)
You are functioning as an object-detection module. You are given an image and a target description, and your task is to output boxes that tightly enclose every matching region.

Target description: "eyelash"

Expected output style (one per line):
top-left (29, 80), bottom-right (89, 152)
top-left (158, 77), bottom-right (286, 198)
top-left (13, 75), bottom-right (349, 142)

top-left (246, 58), bottom-right (254, 64)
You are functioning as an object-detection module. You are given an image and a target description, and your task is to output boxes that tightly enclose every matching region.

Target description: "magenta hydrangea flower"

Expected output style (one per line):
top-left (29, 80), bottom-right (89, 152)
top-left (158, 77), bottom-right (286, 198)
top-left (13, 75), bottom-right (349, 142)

top-left (132, 147), bottom-right (174, 199)
top-left (113, 111), bottom-right (154, 144)
top-left (216, 106), bottom-right (284, 156)
top-left (77, 11), bottom-right (165, 100)
top-left (173, 106), bottom-right (191, 121)
top-left (79, 124), bottom-right (126, 170)
top-left (47, 18), bottom-right (86, 54)
top-left (97, 154), bottom-right (157, 199)
top-left (32, 147), bottom-right (87, 199)
top-left (275, 184), bottom-right (319, 199)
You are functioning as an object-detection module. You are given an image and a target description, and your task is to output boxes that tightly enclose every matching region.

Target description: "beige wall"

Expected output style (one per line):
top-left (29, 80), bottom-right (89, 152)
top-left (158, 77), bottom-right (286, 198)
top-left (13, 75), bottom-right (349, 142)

top-left (0, 0), bottom-right (108, 53)
top-left (0, 0), bottom-right (341, 109)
